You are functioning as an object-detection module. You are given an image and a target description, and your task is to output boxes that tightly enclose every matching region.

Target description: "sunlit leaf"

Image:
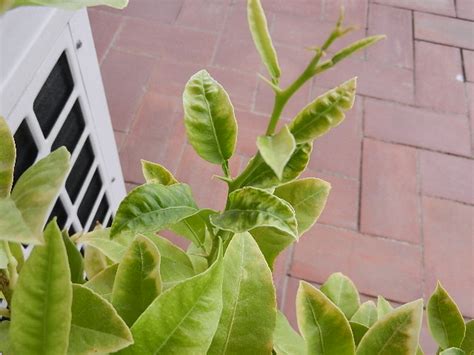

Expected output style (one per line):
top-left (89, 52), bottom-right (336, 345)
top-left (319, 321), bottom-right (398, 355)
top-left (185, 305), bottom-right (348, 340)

top-left (331, 36), bottom-right (385, 64)
top-left (141, 159), bottom-right (178, 185)
top-left (0, 321), bottom-right (11, 354)
top-left (0, 198), bottom-right (39, 244)
top-left (320, 272), bottom-right (360, 319)
top-left (84, 244), bottom-right (110, 280)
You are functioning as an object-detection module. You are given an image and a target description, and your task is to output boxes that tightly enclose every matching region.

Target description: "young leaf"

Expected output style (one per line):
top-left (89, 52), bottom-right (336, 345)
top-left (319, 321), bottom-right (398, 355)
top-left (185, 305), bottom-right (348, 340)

top-left (11, 147), bottom-right (70, 243)
top-left (350, 321), bottom-right (369, 346)
top-left (62, 230), bottom-right (84, 284)
top-left (232, 143), bottom-right (312, 190)
top-left (68, 284), bottom-right (133, 354)
top-left (84, 244), bottom-right (110, 279)
top-left (118, 249), bottom-right (224, 354)
top-left (351, 301), bottom-right (378, 328)
top-left (320, 272), bottom-right (360, 319)
top-left (141, 159), bottom-right (178, 185)
top-left (460, 320), bottom-right (474, 354)
top-left (247, 0), bottom-right (281, 81)
top-left (0, 321), bottom-right (11, 354)
top-left (210, 186), bottom-right (298, 238)
top-left (377, 295), bottom-right (394, 319)
top-left (273, 311), bottom-right (306, 355)
top-left (297, 281), bottom-right (356, 355)
top-left (208, 233), bottom-right (276, 354)
top-left (112, 235), bottom-right (162, 327)
top-left (274, 178), bottom-right (331, 236)
top-left (257, 125), bottom-right (296, 179)
top-left (111, 183), bottom-right (198, 238)
top-left (183, 70), bottom-right (237, 165)
top-left (84, 263), bottom-right (118, 301)
top-left (250, 226), bottom-right (294, 268)
top-left (10, 220), bottom-right (72, 355)
top-left (331, 36), bottom-right (385, 64)
top-left (440, 348), bottom-right (466, 355)
top-left (427, 282), bottom-right (466, 349)
top-left (0, 117), bottom-right (15, 198)
top-left (356, 299), bottom-right (424, 355)
top-left (289, 78), bottom-right (356, 144)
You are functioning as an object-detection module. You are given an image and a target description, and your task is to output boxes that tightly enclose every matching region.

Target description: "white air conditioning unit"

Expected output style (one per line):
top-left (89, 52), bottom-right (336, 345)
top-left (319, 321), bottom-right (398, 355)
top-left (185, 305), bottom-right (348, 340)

top-left (0, 7), bottom-right (125, 234)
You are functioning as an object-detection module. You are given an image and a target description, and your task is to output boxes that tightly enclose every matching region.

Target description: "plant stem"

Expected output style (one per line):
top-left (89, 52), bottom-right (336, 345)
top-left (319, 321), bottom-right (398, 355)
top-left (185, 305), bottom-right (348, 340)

top-left (3, 241), bottom-right (18, 290)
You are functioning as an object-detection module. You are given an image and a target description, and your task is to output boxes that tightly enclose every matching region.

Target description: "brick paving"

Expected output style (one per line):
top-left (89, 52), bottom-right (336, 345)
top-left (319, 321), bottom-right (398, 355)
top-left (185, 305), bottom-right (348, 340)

top-left (89, 0), bottom-right (473, 349)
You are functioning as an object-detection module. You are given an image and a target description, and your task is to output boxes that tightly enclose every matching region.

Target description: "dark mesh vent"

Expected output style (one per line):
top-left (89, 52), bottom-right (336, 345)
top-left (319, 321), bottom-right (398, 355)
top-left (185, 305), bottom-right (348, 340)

top-left (78, 169), bottom-right (102, 226)
top-left (33, 52), bottom-right (74, 138)
top-left (69, 225), bottom-right (76, 236)
top-left (106, 216), bottom-right (113, 228)
top-left (51, 100), bottom-right (85, 153)
top-left (48, 198), bottom-right (68, 229)
top-left (66, 138), bottom-right (94, 203)
top-left (13, 119), bottom-right (38, 183)
top-left (89, 195), bottom-right (109, 231)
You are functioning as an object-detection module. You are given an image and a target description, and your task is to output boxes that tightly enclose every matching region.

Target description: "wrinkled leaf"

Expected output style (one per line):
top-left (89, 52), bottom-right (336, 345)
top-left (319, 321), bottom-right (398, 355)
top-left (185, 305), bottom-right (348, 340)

top-left (247, 0), bottom-right (280, 81)
top-left (0, 198), bottom-right (38, 244)
top-left (0, 117), bottom-right (15, 198)
top-left (427, 282), bottom-right (466, 349)
top-left (461, 320), bottom-right (474, 354)
top-left (84, 263), bottom-right (118, 302)
top-left (289, 78), bottom-right (356, 144)
top-left (350, 321), bottom-right (369, 346)
top-left (210, 186), bottom-right (297, 238)
top-left (10, 220), bottom-right (72, 355)
top-left (141, 159), bottom-right (178, 185)
top-left (356, 300), bottom-right (423, 355)
top-left (274, 178), bottom-right (330, 236)
top-left (209, 233), bottom-right (276, 354)
top-left (297, 281), bottom-right (355, 355)
top-left (62, 230), bottom-right (84, 284)
top-left (250, 226), bottom-right (294, 268)
top-left (440, 348), bottom-right (466, 355)
top-left (351, 301), bottom-right (378, 328)
top-left (68, 284), bottom-right (133, 354)
top-left (183, 70), bottom-right (237, 165)
top-left (11, 148), bottom-right (70, 243)
top-left (112, 235), bottom-right (162, 326)
top-left (320, 272), bottom-right (360, 319)
top-left (257, 125), bottom-right (295, 179)
top-left (111, 183), bottom-right (198, 238)
top-left (377, 296), bottom-right (394, 319)
top-left (118, 249), bottom-right (224, 354)
top-left (273, 311), bottom-right (306, 355)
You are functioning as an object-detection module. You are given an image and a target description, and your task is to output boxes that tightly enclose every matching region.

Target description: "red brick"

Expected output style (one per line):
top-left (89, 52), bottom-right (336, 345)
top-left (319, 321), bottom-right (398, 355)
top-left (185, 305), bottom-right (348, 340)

top-left (281, 276), bottom-right (300, 329)
top-left (101, 49), bottom-right (154, 132)
top-left (149, 60), bottom-right (203, 98)
top-left (291, 224), bottom-right (423, 303)
top-left (88, 9), bottom-right (122, 63)
top-left (414, 12), bottom-right (474, 50)
top-left (372, 0), bottom-right (456, 16)
top-left (367, 4), bottom-right (413, 69)
top-left (467, 82), bottom-right (474, 152)
top-left (272, 247), bottom-right (291, 303)
top-left (116, 18), bottom-right (218, 65)
top-left (125, 182), bottom-right (138, 192)
top-left (315, 56), bottom-right (414, 104)
top-left (360, 139), bottom-right (420, 243)
top-left (234, 110), bottom-right (268, 157)
top-left (456, 0), bottom-right (474, 21)
top-left (176, 0), bottom-right (229, 32)
top-left (464, 49), bottom-right (474, 82)
top-left (322, 0), bottom-right (368, 28)
top-left (364, 98), bottom-right (471, 156)
top-left (309, 94), bottom-right (362, 179)
top-left (115, 0), bottom-right (183, 24)
top-left (213, 36), bottom-right (263, 74)
top-left (420, 312), bottom-right (441, 354)
top-left (420, 150), bottom-right (474, 205)
top-left (259, 0), bottom-right (322, 18)
top-left (415, 41), bottom-right (466, 114)
top-left (423, 197), bottom-right (474, 317)
top-left (221, 5), bottom-right (254, 42)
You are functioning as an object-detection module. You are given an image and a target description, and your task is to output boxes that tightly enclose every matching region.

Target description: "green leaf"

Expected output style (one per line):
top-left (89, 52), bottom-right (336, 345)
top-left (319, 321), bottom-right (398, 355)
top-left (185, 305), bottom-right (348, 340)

top-left (10, 220), bottom-right (72, 355)
top-left (8, 242), bottom-right (24, 272)
top-left (331, 36), bottom-right (385, 64)
top-left (377, 296), bottom-right (394, 319)
top-left (356, 299), bottom-right (423, 355)
top-left (112, 235), bottom-right (162, 327)
top-left (231, 143), bottom-right (312, 190)
top-left (145, 233), bottom-right (195, 289)
top-left (250, 226), bottom-right (294, 268)
top-left (111, 183), bottom-right (198, 238)
top-left (289, 78), bottom-right (357, 144)
top-left (141, 159), bottom-right (178, 185)
top-left (257, 125), bottom-right (296, 180)
top-left (170, 209), bottom-right (217, 250)
top-left (62, 230), bottom-right (84, 284)
top-left (208, 233), bottom-right (276, 354)
top-left (78, 236), bottom-right (126, 263)
top-left (296, 281), bottom-right (355, 355)
top-left (461, 320), bottom-right (474, 355)
top-left (350, 321), bottom-right (369, 346)
top-left (118, 249), bottom-right (224, 354)
top-left (210, 186), bottom-right (298, 237)
top-left (320, 272), bottom-right (360, 319)
top-left (84, 263), bottom-right (118, 302)
top-left (11, 0), bottom-right (128, 11)
top-left (11, 147), bottom-right (70, 243)
top-left (0, 321), bottom-right (12, 354)
top-left (274, 178), bottom-right (330, 236)
top-left (440, 348), bottom-right (466, 355)
top-left (84, 245), bottom-right (110, 279)
top-left (68, 284), bottom-right (133, 354)
top-left (0, 198), bottom-right (39, 244)
top-left (247, 0), bottom-right (281, 81)
top-left (273, 311), bottom-right (306, 355)
top-left (0, 117), bottom-right (15, 198)
top-left (183, 69), bottom-right (237, 164)
top-left (427, 282), bottom-right (466, 349)
top-left (351, 301), bottom-right (378, 328)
